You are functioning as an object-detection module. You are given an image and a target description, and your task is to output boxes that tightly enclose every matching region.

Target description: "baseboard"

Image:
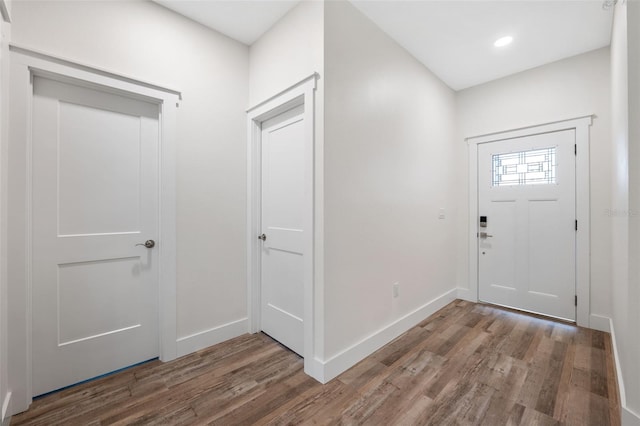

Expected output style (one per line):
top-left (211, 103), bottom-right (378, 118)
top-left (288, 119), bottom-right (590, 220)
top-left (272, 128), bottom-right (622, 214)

top-left (1, 391), bottom-right (11, 426)
top-left (589, 314), bottom-right (611, 333)
top-left (623, 407), bottom-right (640, 426)
top-left (176, 318), bottom-right (248, 358)
top-left (304, 357), bottom-right (326, 384)
top-left (319, 288), bottom-right (457, 383)
top-left (608, 317), bottom-right (640, 425)
top-left (456, 287), bottom-right (476, 302)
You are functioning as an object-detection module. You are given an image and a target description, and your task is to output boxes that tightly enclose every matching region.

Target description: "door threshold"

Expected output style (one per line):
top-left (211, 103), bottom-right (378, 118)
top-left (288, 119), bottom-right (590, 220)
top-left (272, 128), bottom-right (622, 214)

top-left (34, 357), bottom-right (159, 399)
top-left (477, 301), bottom-right (576, 325)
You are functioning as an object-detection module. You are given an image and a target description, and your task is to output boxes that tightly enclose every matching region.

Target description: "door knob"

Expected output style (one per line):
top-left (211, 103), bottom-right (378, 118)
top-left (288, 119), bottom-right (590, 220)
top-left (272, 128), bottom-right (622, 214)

top-left (258, 234), bottom-right (267, 241)
top-left (135, 240), bottom-right (155, 248)
top-left (479, 232), bottom-right (493, 239)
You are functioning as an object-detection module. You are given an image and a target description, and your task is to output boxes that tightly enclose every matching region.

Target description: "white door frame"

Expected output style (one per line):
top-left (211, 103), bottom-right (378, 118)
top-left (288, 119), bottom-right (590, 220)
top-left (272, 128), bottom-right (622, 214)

top-left (467, 116), bottom-right (592, 327)
top-left (7, 46), bottom-right (180, 413)
top-left (246, 74), bottom-right (318, 380)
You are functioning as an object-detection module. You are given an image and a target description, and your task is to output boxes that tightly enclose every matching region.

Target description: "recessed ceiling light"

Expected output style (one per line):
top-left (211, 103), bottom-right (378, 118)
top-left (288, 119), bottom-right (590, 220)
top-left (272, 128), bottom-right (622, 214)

top-left (494, 36), bottom-right (513, 47)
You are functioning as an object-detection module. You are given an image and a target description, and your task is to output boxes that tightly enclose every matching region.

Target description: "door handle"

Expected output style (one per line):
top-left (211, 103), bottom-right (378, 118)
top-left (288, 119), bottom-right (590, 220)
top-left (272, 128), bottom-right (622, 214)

top-left (135, 239), bottom-right (155, 248)
top-left (479, 232), bottom-right (493, 239)
top-left (258, 234), bottom-right (267, 241)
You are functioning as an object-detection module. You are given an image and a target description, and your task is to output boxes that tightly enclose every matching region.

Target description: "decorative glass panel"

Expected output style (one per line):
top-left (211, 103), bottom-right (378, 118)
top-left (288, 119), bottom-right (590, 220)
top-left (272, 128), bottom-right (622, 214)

top-left (492, 147), bottom-right (556, 187)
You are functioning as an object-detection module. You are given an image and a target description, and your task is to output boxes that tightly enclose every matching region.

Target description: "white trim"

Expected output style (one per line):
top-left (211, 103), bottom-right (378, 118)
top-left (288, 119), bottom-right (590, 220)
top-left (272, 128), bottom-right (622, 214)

top-left (610, 318), bottom-right (627, 417)
top-left (608, 317), bottom-right (640, 425)
top-left (319, 289), bottom-right (457, 383)
top-left (456, 287), bottom-right (475, 302)
top-left (0, 0), bottom-right (9, 23)
top-left (589, 314), bottom-right (611, 333)
top-left (466, 116), bottom-right (592, 328)
top-left (246, 74), bottom-right (318, 115)
top-left (10, 44), bottom-right (180, 99)
top-left (176, 319), bottom-right (248, 358)
top-left (1, 392), bottom-right (11, 426)
top-left (7, 49), bottom-right (179, 414)
top-left (246, 74), bottom-right (318, 381)
top-left (624, 409), bottom-right (640, 426)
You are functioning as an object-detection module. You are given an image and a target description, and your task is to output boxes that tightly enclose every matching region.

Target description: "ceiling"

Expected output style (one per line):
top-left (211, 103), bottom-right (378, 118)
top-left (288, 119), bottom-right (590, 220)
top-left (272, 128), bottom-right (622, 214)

top-left (154, 0), bottom-right (300, 45)
top-left (156, 0), bottom-right (614, 91)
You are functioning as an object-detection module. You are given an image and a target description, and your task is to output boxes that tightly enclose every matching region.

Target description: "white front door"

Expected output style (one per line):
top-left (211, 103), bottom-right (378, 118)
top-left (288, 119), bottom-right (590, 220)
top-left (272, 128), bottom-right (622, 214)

top-left (31, 76), bottom-right (160, 396)
top-left (477, 129), bottom-right (576, 321)
top-left (260, 105), bottom-right (305, 355)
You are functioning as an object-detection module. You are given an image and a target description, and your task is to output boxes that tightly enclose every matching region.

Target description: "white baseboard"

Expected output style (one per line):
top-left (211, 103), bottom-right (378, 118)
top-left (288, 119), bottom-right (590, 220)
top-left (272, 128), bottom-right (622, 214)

top-left (456, 287), bottom-right (476, 302)
top-left (2, 391), bottom-right (11, 426)
top-left (176, 318), bottom-right (248, 358)
top-left (304, 357), bottom-right (327, 384)
top-left (589, 314), bottom-right (611, 333)
top-left (319, 288), bottom-right (457, 383)
top-left (623, 407), bottom-right (640, 426)
top-left (608, 317), bottom-right (640, 426)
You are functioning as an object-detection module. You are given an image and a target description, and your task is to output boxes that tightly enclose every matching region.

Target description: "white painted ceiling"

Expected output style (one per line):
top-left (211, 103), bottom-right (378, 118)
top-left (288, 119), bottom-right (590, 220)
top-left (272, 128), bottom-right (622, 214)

top-left (154, 0), bottom-right (301, 45)
top-left (156, 0), bottom-right (614, 90)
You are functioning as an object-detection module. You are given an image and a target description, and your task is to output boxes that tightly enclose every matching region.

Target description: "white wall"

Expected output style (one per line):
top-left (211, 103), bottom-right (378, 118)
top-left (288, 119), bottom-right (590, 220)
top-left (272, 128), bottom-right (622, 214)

top-left (625, 0), bottom-right (640, 418)
top-left (249, 1), bottom-right (323, 107)
top-left (9, 0), bottom-right (249, 368)
top-left (610, 0), bottom-right (640, 422)
top-left (248, 0), bottom-right (325, 358)
top-left (323, 0), bottom-right (457, 366)
top-left (0, 2), bottom-right (9, 422)
top-left (456, 48), bottom-right (612, 322)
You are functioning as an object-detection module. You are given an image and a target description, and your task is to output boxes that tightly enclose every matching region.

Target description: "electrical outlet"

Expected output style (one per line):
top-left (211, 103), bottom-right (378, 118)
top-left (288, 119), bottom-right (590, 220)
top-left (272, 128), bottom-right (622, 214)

top-left (393, 282), bottom-right (400, 298)
top-left (439, 208), bottom-right (445, 219)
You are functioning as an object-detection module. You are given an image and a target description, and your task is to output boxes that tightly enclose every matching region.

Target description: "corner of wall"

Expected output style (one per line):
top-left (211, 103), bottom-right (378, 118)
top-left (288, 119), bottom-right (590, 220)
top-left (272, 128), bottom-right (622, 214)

top-left (608, 317), bottom-right (640, 425)
top-left (623, 409), bottom-right (640, 426)
top-left (176, 318), bottom-right (248, 358)
top-left (456, 287), bottom-right (476, 302)
top-left (0, 5), bottom-right (10, 421)
top-left (589, 313), bottom-right (611, 333)
top-left (319, 289), bottom-right (457, 382)
top-left (1, 391), bottom-right (10, 426)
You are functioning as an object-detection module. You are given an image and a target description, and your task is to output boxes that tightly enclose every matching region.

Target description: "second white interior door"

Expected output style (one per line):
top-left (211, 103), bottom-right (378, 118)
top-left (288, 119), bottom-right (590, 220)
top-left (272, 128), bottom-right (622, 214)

top-left (477, 129), bottom-right (576, 321)
top-left (260, 105), bottom-right (305, 355)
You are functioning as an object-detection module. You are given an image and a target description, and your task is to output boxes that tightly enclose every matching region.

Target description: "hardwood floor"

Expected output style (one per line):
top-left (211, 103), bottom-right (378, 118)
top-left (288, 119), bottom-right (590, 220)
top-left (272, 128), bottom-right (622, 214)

top-left (11, 300), bottom-right (620, 425)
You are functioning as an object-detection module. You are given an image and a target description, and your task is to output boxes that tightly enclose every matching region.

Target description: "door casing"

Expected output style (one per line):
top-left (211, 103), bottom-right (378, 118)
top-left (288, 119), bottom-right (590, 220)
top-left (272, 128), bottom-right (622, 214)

top-left (246, 74), bottom-right (319, 381)
top-left (7, 46), bottom-right (180, 414)
top-left (466, 116), bottom-right (592, 327)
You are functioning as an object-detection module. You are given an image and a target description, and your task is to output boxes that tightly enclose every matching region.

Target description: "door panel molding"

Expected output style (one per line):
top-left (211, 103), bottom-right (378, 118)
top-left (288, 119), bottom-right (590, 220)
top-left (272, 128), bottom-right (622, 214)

top-left (7, 47), bottom-right (179, 413)
top-left (246, 74), bottom-right (319, 381)
top-left (467, 116), bottom-right (592, 327)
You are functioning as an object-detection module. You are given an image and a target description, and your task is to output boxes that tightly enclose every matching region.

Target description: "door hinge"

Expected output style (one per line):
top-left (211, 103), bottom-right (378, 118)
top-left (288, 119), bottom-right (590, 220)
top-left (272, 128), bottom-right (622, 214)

top-left (575, 295), bottom-right (577, 306)
top-left (575, 220), bottom-right (578, 231)
top-left (575, 144), bottom-right (577, 155)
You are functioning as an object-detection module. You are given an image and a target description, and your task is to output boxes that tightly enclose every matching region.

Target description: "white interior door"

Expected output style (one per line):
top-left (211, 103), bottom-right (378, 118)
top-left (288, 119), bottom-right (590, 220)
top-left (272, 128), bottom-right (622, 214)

top-left (31, 76), bottom-right (160, 396)
top-left (260, 105), bottom-right (305, 356)
top-left (477, 129), bottom-right (576, 321)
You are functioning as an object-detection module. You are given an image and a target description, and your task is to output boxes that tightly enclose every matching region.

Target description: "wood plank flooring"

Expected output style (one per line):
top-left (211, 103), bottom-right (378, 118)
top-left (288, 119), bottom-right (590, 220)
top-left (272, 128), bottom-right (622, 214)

top-left (11, 300), bottom-right (620, 425)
